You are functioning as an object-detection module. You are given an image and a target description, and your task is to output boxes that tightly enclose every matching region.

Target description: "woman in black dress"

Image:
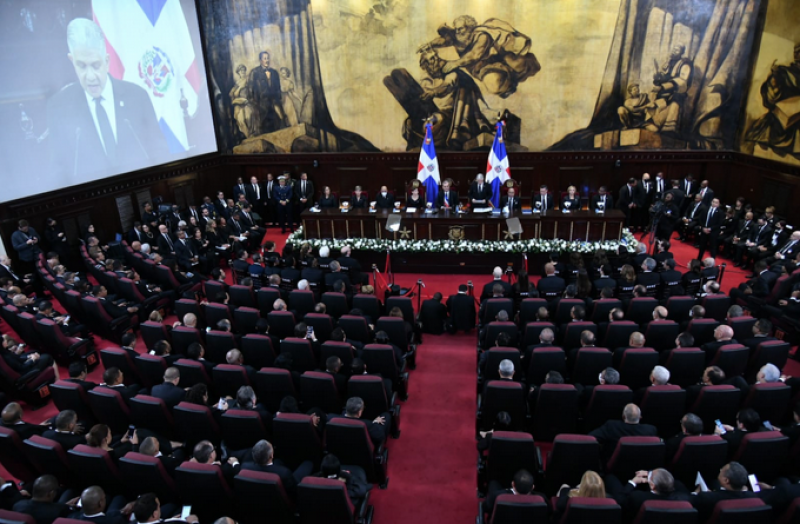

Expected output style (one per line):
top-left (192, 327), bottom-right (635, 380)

top-left (406, 187), bottom-right (424, 208)
top-left (318, 186), bottom-right (339, 208)
top-left (561, 185), bottom-right (581, 212)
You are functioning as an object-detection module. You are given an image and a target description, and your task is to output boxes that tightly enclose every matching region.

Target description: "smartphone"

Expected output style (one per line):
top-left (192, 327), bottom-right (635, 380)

top-left (206, 326), bottom-right (212, 333)
top-left (218, 397), bottom-right (226, 410)
top-left (180, 505), bottom-right (192, 520)
top-left (763, 421), bottom-right (774, 431)
top-left (715, 419), bottom-right (726, 434)
top-left (748, 474), bottom-right (761, 492)
top-left (128, 424), bottom-right (136, 435)
top-left (306, 326), bottom-right (314, 337)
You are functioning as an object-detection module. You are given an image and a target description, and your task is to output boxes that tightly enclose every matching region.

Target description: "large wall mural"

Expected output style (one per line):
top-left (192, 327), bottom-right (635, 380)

top-left (739, 0), bottom-right (800, 165)
top-left (200, 0), bottom-right (763, 154)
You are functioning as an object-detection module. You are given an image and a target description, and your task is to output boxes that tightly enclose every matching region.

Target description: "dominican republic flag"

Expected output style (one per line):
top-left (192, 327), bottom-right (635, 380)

top-left (417, 123), bottom-right (440, 206)
top-left (486, 121), bottom-right (510, 208)
top-left (93, 0), bottom-right (203, 153)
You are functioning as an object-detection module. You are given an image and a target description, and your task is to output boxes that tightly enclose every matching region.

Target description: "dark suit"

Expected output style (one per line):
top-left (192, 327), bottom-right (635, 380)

top-left (47, 77), bottom-right (168, 181)
top-left (351, 195), bottom-right (368, 209)
top-left (531, 193), bottom-right (555, 212)
top-left (375, 192), bottom-right (395, 209)
top-left (241, 461), bottom-right (305, 498)
top-left (249, 65), bottom-right (283, 133)
top-left (481, 279), bottom-right (512, 300)
top-left (150, 382), bottom-right (186, 409)
top-left (697, 206), bottom-right (723, 258)
top-left (1, 421), bottom-right (46, 440)
top-left (446, 293), bottom-right (476, 333)
top-left (156, 232), bottom-right (177, 258)
top-left (679, 201), bottom-right (707, 239)
top-left (666, 188), bottom-right (686, 211)
top-left (590, 194), bottom-right (614, 212)
top-left (174, 239), bottom-right (200, 272)
top-left (468, 182), bottom-right (493, 205)
top-left (328, 414), bottom-right (390, 446)
top-left (244, 183), bottom-right (263, 207)
top-left (419, 299), bottom-right (447, 335)
top-left (499, 195), bottom-right (521, 211)
top-left (617, 184), bottom-right (641, 226)
top-left (42, 429), bottom-right (85, 450)
top-left (436, 190), bottom-right (459, 209)
top-left (588, 420), bottom-right (658, 460)
top-left (536, 275), bottom-right (566, 297)
top-left (12, 499), bottom-right (71, 524)
top-left (698, 187), bottom-right (714, 206)
top-left (701, 338), bottom-right (739, 364)
top-left (294, 179), bottom-right (315, 213)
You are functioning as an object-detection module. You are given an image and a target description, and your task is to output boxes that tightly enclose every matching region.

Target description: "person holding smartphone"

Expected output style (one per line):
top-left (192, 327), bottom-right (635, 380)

top-left (690, 462), bottom-right (759, 522)
top-left (604, 468), bottom-right (689, 520)
top-left (714, 409), bottom-right (765, 460)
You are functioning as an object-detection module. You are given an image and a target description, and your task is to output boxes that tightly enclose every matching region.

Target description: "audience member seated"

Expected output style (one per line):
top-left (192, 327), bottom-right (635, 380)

top-left (666, 413), bottom-right (704, 462)
top-left (482, 468), bottom-right (543, 517)
top-left (588, 404), bottom-right (657, 461)
top-left (102, 367), bottom-right (142, 403)
top-left (714, 408), bottom-right (765, 459)
top-left (313, 453), bottom-right (372, 508)
top-left (149, 367), bottom-right (186, 409)
top-left (605, 468), bottom-right (689, 521)
top-left (328, 397), bottom-right (390, 447)
top-left (241, 439), bottom-right (313, 500)
top-left (12, 474), bottom-right (75, 524)
top-left (481, 267), bottom-right (512, 300)
top-left (1, 402), bottom-right (46, 440)
top-left (554, 470), bottom-right (609, 518)
top-left (42, 409), bottom-right (85, 450)
top-left (689, 461), bottom-right (759, 522)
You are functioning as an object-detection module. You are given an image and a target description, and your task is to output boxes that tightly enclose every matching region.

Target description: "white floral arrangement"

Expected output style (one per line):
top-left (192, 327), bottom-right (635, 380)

top-left (287, 227), bottom-right (638, 255)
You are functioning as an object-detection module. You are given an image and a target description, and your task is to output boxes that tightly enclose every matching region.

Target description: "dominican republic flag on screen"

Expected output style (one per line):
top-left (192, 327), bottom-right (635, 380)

top-left (486, 121), bottom-right (510, 208)
top-left (93, 0), bottom-right (203, 153)
top-left (417, 123), bottom-right (440, 205)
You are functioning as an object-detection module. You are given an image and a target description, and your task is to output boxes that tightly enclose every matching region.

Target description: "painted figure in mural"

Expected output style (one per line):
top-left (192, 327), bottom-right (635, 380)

top-left (230, 64), bottom-right (258, 138)
top-left (279, 67), bottom-right (313, 127)
top-left (248, 51), bottom-right (286, 134)
top-left (416, 15), bottom-right (540, 99)
top-left (646, 45), bottom-right (693, 134)
top-left (745, 43), bottom-right (800, 160)
top-left (618, 83), bottom-right (652, 129)
top-left (411, 47), bottom-right (491, 149)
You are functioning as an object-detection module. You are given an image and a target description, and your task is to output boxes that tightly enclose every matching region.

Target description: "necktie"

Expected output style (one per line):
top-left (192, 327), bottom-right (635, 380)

top-left (692, 204), bottom-right (699, 218)
top-left (659, 180), bottom-right (663, 193)
top-left (94, 97), bottom-right (116, 161)
top-left (240, 185), bottom-right (244, 194)
top-left (4, 265), bottom-right (19, 280)
top-left (255, 184), bottom-right (260, 200)
top-left (706, 208), bottom-right (714, 227)
top-left (781, 241), bottom-right (794, 254)
top-left (267, 182), bottom-right (272, 198)
top-left (542, 196), bottom-right (547, 212)
top-left (644, 182), bottom-right (649, 192)
top-left (164, 234), bottom-right (173, 250)
top-left (628, 186), bottom-right (632, 197)
top-left (302, 181), bottom-right (306, 195)
top-left (479, 184), bottom-right (482, 194)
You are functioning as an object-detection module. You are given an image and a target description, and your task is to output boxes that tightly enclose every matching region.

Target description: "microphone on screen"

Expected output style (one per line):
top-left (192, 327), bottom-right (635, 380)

top-left (125, 119), bottom-right (150, 160)
top-left (73, 127), bottom-right (81, 178)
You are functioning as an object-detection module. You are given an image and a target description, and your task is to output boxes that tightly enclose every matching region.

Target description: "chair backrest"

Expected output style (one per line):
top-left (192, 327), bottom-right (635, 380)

top-left (732, 431), bottom-right (789, 483)
top-left (485, 431), bottom-right (537, 487)
top-left (299, 371), bottom-right (342, 414)
top-left (337, 315), bottom-right (371, 344)
top-left (606, 436), bottom-right (665, 480)
top-left (663, 348), bottom-right (705, 389)
top-left (141, 321), bottom-right (171, 350)
top-left (255, 368), bottom-right (298, 413)
top-left (23, 435), bottom-right (71, 483)
top-left (532, 384), bottom-right (578, 442)
top-left (702, 295), bottom-right (732, 322)
top-left (0, 427), bottom-right (38, 483)
top-left (583, 385), bottom-right (633, 433)
top-left (221, 409), bottom-right (269, 451)
top-left (687, 319), bottom-right (720, 346)
top-left (489, 494), bottom-right (548, 524)
top-left (560, 497), bottom-right (621, 524)
top-left (240, 334), bottom-right (277, 369)
top-left (643, 321), bottom-right (680, 352)
top-left (175, 461), bottom-right (234, 521)
top-left (554, 299), bottom-right (586, 325)
top-left (0, 510), bottom-right (37, 524)
top-left (50, 380), bottom-right (93, 424)
top-left (482, 298), bottom-right (514, 325)
top-left (118, 451), bottom-right (178, 502)
top-left (749, 341), bottom-right (790, 379)
top-left (376, 316), bottom-right (412, 351)
top-left (522, 321), bottom-right (556, 348)
top-left (352, 294), bottom-right (382, 321)
top-left (545, 434), bottom-right (600, 495)
top-left (602, 321), bottom-right (639, 349)
top-left (234, 470), bottom-right (293, 524)
top-left (742, 382), bottom-right (792, 426)
top-left (272, 413), bottom-right (324, 470)
top-left (385, 296), bottom-right (415, 324)
top-left (482, 348), bottom-right (522, 383)
top-left (670, 436), bottom-right (728, 488)
top-left (689, 385), bottom-right (741, 434)
top-left (288, 289), bottom-right (316, 319)
top-left (205, 330), bottom-right (239, 364)
top-left (229, 285), bottom-right (256, 308)
top-left (305, 313), bottom-right (334, 342)
top-left (297, 477), bottom-right (356, 524)
top-left (526, 347), bottom-right (566, 387)
top-left (266, 311), bottom-right (296, 340)
top-left (325, 418), bottom-right (384, 484)
top-left (362, 344), bottom-right (402, 386)
top-left (174, 359), bottom-right (212, 388)
top-left (665, 296), bottom-right (696, 323)
top-left (134, 354), bottom-right (168, 389)
top-left (572, 348), bottom-right (613, 386)
top-left (638, 385), bottom-right (687, 437)
top-left (518, 299), bottom-right (548, 326)
top-left (173, 402), bottom-right (221, 447)
top-left (728, 317), bottom-right (757, 344)
top-left (562, 322), bottom-right (598, 351)
top-left (632, 500), bottom-right (698, 524)
top-left (280, 338), bottom-right (317, 373)
top-left (321, 292), bottom-right (349, 319)
top-left (87, 386), bottom-right (131, 434)
top-left (708, 499), bottom-right (771, 523)
top-left (129, 395), bottom-right (175, 438)
top-left (710, 344), bottom-right (749, 379)
top-left (346, 375), bottom-right (390, 419)
top-left (171, 326), bottom-right (203, 356)
top-left (481, 381), bottom-right (526, 432)
top-left (67, 444), bottom-right (124, 491)
top-left (212, 364), bottom-right (251, 398)
top-left (626, 297), bottom-right (659, 325)
top-left (618, 348), bottom-right (660, 390)
top-left (590, 299), bottom-right (622, 323)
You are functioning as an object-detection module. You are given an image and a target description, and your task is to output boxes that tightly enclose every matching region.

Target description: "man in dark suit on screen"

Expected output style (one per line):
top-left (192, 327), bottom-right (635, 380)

top-left (48, 18), bottom-right (169, 183)
top-left (249, 51), bottom-right (285, 134)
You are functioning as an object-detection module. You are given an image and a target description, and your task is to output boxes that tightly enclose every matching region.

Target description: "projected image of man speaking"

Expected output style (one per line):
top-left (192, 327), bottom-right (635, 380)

top-left (47, 18), bottom-right (168, 182)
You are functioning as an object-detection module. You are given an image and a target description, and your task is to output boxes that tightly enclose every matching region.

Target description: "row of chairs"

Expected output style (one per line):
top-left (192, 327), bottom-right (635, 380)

top-left (0, 421), bottom-right (376, 524)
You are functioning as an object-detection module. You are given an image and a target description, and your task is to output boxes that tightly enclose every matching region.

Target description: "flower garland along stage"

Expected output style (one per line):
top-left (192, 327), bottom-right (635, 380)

top-left (288, 227), bottom-right (639, 255)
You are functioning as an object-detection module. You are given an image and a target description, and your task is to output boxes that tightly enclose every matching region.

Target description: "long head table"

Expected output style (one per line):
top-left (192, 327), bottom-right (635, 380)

top-left (300, 207), bottom-right (626, 243)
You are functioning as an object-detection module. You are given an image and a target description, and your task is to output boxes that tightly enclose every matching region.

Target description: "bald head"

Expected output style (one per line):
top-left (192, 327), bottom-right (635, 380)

top-left (1, 402), bottom-right (22, 424)
top-left (629, 332), bottom-right (645, 347)
top-left (623, 404), bottom-right (641, 423)
top-left (226, 349), bottom-right (243, 364)
top-left (715, 325), bottom-right (734, 341)
top-left (80, 486), bottom-right (107, 514)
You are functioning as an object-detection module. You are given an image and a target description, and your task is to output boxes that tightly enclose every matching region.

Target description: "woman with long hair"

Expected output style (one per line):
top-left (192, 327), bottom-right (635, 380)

top-left (85, 423), bottom-right (134, 463)
top-left (555, 470), bottom-right (607, 516)
top-left (617, 264), bottom-right (636, 300)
